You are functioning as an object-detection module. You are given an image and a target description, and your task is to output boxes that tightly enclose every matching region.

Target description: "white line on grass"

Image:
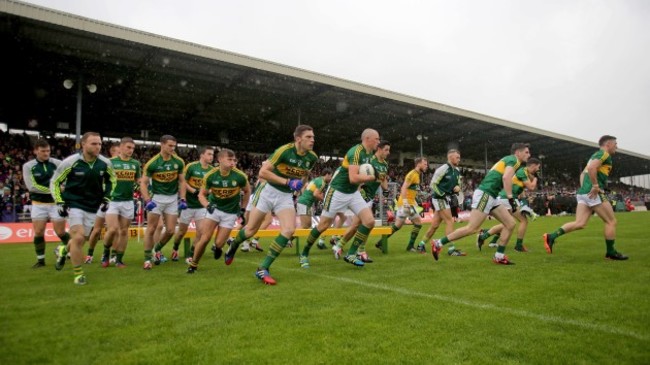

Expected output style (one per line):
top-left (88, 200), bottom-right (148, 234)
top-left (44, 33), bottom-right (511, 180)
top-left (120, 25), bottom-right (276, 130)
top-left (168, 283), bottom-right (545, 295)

top-left (239, 259), bottom-right (648, 342)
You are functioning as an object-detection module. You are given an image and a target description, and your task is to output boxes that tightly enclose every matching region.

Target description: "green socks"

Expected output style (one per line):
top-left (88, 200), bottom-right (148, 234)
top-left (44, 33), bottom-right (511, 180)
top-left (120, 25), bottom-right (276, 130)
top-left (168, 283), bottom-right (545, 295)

top-left (348, 224), bottom-right (371, 256)
top-left (302, 228), bottom-right (322, 257)
top-left (260, 235), bottom-right (290, 269)
top-left (549, 227), bottom-right (565, 241)
top-left (605, 239), bottom-right (616, 255)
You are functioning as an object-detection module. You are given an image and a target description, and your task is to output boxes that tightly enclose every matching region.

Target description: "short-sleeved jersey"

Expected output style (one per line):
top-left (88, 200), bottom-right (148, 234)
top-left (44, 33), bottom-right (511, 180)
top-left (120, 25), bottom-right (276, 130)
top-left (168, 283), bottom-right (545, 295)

top-left (143, 153), bottom-right (185, 196)
top-left (203, 168), bottom-right (249, 214)
top-left (184, 161), bottom-right (214, 209)
top-left (578, 150), bottom-right (612, 194)
top-left (22, 158), bottom-right (62, 204)
top-left (361, 155), bottom-right (389, 201)
top-left (297, 176), bottom-right (326, 207)
top-left (267, 143), bottom-right (319, 193)
top-left (430, 163), bottom-right (461, 199)
top-left (479, 155), bottom-right (521, 198)
top-left (498, 167), bottom-right (531, 199)
top-left (110, 157), bottom-right (141, 202)
top-left (51, 153), bottom-right (116, 213)
top-left (398, 169), bottom-right (421, 205)
top-left (330, 144), bottom-right (375, 194)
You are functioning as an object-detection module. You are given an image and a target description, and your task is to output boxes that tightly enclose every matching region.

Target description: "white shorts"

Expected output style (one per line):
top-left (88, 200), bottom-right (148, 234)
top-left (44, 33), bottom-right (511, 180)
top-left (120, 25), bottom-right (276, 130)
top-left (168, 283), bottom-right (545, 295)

top-left (246, 197), bottom-right (254, 212)
top-left (471, 189), bottom-right (498, 214)
top-left (321, 189), bottom-right (368, 218)
top-left (205, 207), bottom-right (237, 228)
top-left (94, 206), bottom-right (106, 219)
top-left (519, 205), bottom-right (535, 216)
top-left (150, 194), bottom-right (178, 216)
top-left (396, 204), bottom-right (420, 220)
top-left (30, 204), bottom-right (65, 222)
top-left (365, 200), bottom-right (374, 209)
top-left (106, 201), bottom-right (135, 220)
top-left (179, 208), bottom-right (207, 225)
top-left (253, 184), bottom-right (294, 214)
top-left (296, 202), bottom-right (313, 216)
top-left (431, 197), bottom-right (450, 211)
top-left (68, 208), bottom-right (96, 236)
top-left (576, 193), bottom-right (606, 207)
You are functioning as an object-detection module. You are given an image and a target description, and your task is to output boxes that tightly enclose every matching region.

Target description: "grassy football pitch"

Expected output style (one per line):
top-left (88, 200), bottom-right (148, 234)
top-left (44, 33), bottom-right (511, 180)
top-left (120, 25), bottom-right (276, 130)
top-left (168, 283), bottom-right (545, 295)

top-left (1, 212), bottom-right (649, 364)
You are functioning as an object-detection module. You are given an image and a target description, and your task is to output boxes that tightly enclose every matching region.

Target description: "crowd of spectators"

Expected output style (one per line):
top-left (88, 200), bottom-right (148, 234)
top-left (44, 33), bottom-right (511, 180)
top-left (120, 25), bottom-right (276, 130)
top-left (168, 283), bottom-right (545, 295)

top-left (1, 131), bottom-right (648, 222)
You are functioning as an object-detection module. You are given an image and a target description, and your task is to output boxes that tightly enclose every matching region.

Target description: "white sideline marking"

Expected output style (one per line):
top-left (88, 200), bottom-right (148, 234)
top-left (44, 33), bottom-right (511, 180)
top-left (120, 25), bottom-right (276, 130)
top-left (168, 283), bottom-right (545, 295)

top-left (239, 259), bottom-right (648, 342)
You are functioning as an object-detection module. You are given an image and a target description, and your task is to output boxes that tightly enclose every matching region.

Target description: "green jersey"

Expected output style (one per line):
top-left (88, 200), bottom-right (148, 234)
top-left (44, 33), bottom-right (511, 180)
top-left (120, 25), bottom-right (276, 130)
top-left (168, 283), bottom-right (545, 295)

top-left (297, 177), bottom-right (326, 207)
top-left (51, 153), bottom-right (116, 213)
top-left (22, 157), bottom-right (62, 204)
top-left (479, 155), bottom-right (521, 198)
top-left (184, 161), bottom-right (215, 209)
top-left (577, 150), bottom-right (612, 194)
top-left (330, 144), bottom-right (375, 194)
top-left (267, 143), bottom-right (319, 193)
top-left (361, 155), bottom-right (389, 201)
top-left (430, 163), bottom-right (461, 199)
top-left (143, 153), bottom-right (185, 196)
top-left (111, 157), bottom-right (141, 202)
top-left (204, 167), bottom-right (249, 214)
top-left (498, 167), bottom-right (530, 199)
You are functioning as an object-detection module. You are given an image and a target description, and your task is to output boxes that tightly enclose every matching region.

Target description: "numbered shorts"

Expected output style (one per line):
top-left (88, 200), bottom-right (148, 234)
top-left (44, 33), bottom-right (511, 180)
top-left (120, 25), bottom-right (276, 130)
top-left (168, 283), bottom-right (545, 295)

top-left (150, 194), bottom-right (178, 216)
top-left (321, 189), bottom-right (368, 218)
top-left (296, 202), bottom-right (313, 216)
top-left (205, 207), bottom-right (237, 229)
top-left (106, 201), bottom-right (135, 220)
top-left (68, 208), bottom-right (97, 236)
top-left (396, 204), bottom-right (420, 220)
top-left (30, 204), bottom-right (65, 222)
top-left (179, 208), bottom-right (207, 225)
top-left (576, 193), bottom-right (607, 208)
top-left (431, 197), bottom-right (450, 212)
top-left (253, 184), bottom-right (294, 214)
top-left (471, 189), bottom-right (498, 214)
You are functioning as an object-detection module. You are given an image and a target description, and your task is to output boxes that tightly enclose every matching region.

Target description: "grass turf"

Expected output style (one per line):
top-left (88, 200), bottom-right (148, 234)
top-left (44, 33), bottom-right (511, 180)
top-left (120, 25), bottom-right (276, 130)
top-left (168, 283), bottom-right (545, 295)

top-left (1, 212), bottom-right (649, 364)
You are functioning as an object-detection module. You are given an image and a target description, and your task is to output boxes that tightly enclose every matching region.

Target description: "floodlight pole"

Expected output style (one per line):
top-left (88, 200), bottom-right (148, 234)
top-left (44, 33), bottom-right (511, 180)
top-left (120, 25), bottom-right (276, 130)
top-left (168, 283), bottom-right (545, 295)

top-left (75, 75), bottom-right (83, 150)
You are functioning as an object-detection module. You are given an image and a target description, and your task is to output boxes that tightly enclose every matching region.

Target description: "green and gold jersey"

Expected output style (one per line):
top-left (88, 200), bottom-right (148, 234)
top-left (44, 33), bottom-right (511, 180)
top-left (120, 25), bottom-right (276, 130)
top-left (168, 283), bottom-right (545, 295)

top-left (204, 168), bottom-right (249, 214)
top-left (267, 143), bottom-right (319, 193)
top-left (577, 150), bottom-right (612, 194)
top-left (143, 153), bottom-right (185, 196)
top-left (297, 176), bottom-right (326, 207)
top-left (430, 163), bottom-right (461, 199)
top-left (110, 157), bottom-right (141, 201)
top-left (499, 167), bottom-right (530, 199)
top-left (184, 161), bottom-right (215, 209)
top-left (330, 144), bottom-right (375, 194)
top-left (479, 155), bottom-right (521, 198)
top-left (361, 155), bottom-right (389, 201)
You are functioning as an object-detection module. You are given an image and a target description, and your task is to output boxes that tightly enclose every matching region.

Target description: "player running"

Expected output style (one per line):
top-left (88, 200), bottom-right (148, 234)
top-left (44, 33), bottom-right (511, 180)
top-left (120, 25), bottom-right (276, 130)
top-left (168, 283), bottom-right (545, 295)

top-left (375, 157), bottom-right (428, 252)
top-left (170, 146), bottom-right (215, 261)
top-left (543, 135), bottom-right (628, 260)
top-left (51, 132), bottom-right (116, 285)
top-left (431, 143), bottom-right (531, 265)
top-left (22, 139), bottom-right (69, 268)
top-left (477, 158), bottom-right (541, 253)
top-left (416, 149), bottom-right (464, 256)
top-left (140, 135), bottom-right (186, 269)
top-left (187, 149), bottom-right (250, 273)
top-left (334, 140), bottom-right (390, 263)
top-left (225, 125), bottom-right (317, 285)
top-left (300, 128), bottom-right (380, 269)
top-left (97, 137), bottom-right (141, 267)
